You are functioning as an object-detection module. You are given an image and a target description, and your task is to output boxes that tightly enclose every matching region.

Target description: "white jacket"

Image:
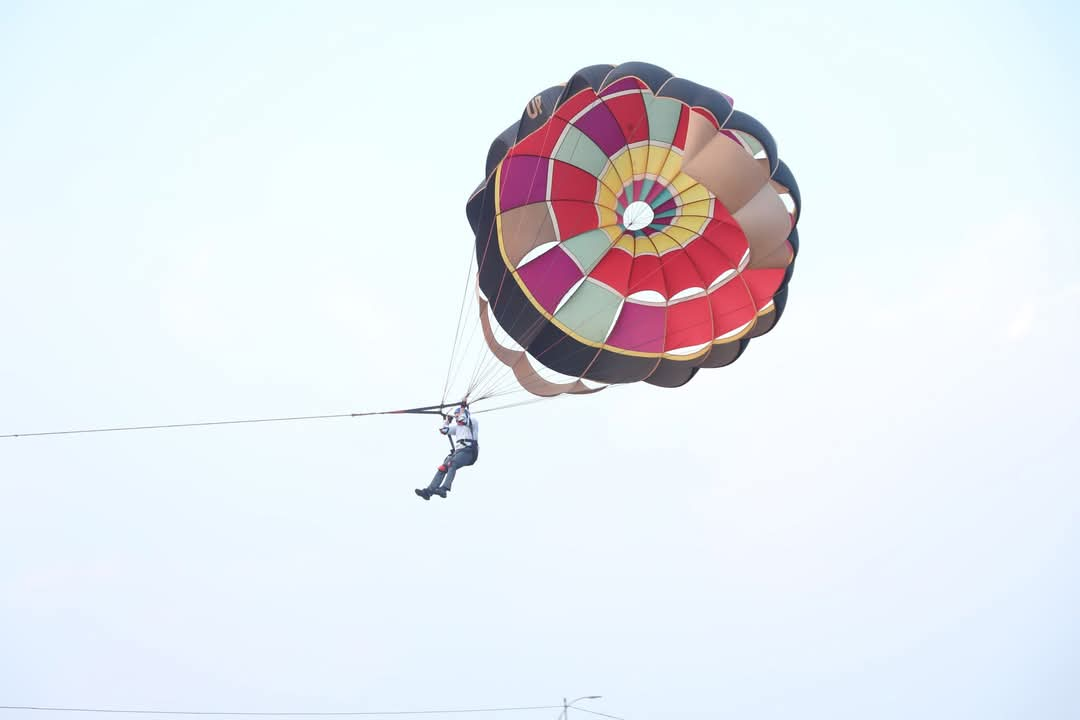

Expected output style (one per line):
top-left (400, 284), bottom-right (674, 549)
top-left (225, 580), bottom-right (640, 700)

top-left (443, 411), bottom-right (479, 447)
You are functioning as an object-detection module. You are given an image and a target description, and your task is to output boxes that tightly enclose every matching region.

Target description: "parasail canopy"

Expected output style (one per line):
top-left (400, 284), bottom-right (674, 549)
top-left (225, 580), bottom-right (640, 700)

top-left (456, 61), bottom-right (802, 403)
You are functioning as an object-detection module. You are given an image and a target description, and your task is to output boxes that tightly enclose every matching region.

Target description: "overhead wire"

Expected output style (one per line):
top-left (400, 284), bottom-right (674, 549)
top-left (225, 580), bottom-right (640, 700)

top-left (570, 709), bottom-right (625, 720)
top-left (0, 705), bottom-right (564, 717)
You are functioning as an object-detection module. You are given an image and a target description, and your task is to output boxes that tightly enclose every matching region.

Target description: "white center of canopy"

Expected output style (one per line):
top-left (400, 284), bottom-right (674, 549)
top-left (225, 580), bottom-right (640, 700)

top-left (622, 201), bottom-right (654, 232)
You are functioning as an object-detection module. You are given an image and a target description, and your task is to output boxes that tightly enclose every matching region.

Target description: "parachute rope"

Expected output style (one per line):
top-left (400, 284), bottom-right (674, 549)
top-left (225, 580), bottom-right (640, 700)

top-left (0, 404), bottom-right (455, 440)
top-left (440, 235), bottom-right (479, 407)
top-left (442, 104), bottom-right (569, 404)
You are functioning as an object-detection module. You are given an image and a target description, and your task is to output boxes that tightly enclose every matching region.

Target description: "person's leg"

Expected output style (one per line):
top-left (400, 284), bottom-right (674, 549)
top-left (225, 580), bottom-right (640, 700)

top-left (438, 446), bottom-right (477, 492)
top-left (416, 453), bottom-right (452, 499)
top-left (426, 453), bottom-right (454, 490)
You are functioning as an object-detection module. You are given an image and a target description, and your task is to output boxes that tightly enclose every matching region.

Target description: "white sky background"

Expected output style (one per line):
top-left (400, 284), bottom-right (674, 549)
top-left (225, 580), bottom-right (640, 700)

top-left (1, 1), bottom-right (1078, 718)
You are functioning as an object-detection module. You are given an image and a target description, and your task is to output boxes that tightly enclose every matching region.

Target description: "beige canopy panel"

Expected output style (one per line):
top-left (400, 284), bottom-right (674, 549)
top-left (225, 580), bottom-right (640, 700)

top-left (681, 111), bottom-right (794, 271)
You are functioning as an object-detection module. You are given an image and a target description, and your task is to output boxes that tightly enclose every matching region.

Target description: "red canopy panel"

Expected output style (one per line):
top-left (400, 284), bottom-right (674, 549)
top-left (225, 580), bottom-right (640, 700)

top-left (659, 249), bottom-right (707, 296)
top-left (588, 247), bottom-right (633, 295)
top-left (603, 91), bottom-right (650, 146)
top-left (549, 160), bottom-right (603, 203)
top-left (627, 253), bottom-right (666, 296)
top-left (708, 277), bottom-right (757, 337)
top-left (507, 116), bottom-right (568, 159)
top-left (664, 295), bottom-right (712, 351)
top-left (550, 199), bottom-right (602, 241)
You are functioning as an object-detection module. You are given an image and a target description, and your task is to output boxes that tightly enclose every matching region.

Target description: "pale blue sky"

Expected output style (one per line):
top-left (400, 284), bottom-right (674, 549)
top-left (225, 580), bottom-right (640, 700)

top-left (2, 2), bottom-right (1078, 719)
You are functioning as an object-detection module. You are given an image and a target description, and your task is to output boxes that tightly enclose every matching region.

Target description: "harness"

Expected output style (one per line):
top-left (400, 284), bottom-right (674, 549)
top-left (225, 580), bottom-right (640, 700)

top-left (452, 416), bottom-right (478, 451)
top-left (444, 413), bottom-right (478, 453)
top-left (455, 417), bottom-right (477, 448)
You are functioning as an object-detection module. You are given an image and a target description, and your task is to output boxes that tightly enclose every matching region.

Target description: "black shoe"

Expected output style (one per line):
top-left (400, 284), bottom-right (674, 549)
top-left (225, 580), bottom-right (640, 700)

top-left (414, 488), bottom-right (431, 500)
top-left (432, 488), bottom-right (448, 498)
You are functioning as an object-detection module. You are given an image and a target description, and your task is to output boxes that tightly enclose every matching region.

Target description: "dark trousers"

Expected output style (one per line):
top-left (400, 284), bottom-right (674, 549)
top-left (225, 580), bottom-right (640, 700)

top-left (427, 444), bottom-right (479, 491)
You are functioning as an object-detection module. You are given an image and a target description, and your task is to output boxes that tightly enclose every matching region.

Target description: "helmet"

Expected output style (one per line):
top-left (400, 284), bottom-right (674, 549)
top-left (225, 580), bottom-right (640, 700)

top-left (453, 406), bottom-right (468, 425)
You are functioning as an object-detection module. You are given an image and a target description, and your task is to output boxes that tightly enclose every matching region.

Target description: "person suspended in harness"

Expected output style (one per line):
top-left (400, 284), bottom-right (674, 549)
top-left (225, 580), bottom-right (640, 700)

top-left (415, 403), bottom-right (479, 500)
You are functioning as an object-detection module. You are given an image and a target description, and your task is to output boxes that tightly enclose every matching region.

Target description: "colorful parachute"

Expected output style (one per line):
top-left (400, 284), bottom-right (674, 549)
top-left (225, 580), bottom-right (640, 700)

top-left (464, 62), bottom-right (801, 399)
